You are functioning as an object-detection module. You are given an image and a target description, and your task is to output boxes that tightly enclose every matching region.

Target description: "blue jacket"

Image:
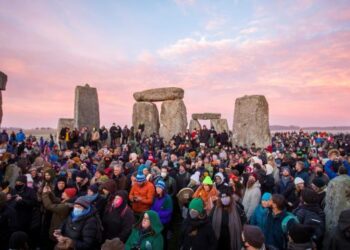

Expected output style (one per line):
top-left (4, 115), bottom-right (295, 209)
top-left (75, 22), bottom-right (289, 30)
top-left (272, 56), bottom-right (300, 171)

top-left (16, 132), bottom-right (26, 142)
top-left (325, 160), bottom-right (350, 180)
top-left (250, 204), bottom-right (269, 231)
top-left (151, 194), bottom-right (173, 225)
top-left (264, 209), bottom-right (288, 250)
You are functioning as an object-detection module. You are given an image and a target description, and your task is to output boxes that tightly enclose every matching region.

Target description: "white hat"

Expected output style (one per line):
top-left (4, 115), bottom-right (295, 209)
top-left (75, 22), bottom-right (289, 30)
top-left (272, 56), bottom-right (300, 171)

top-left (294, 177), bottom-right (304, 185)
top-left (265, 164), bottom-right (274, 175)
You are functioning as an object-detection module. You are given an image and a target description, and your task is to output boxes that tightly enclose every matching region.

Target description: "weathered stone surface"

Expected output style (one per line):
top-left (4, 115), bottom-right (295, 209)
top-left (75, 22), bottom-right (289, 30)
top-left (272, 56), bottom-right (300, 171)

top-left (324, 175), bottom-right (350, 234)
top-left (232, 95), bottom-right (271, 148)
top-left (0, 92), bottom-right (2, 125)
top-left (192, 113), bottom-right (221, 120)
top-left (133, 87), bottom-right (184, 102)
top-left (210, 119), bottom-right (229, 133)
top-left (57, 118), bottom-right (75, 141)
top-left (74, 84), bottom-right (100, 129)
top-left (159, 99), bottom-right (187, 142)
top-left (132, 102), bottom-right (160, 137)
top-left (0, 71), bottom-right (7, 90)
top-left (189, 119), bottom-right (201, 131)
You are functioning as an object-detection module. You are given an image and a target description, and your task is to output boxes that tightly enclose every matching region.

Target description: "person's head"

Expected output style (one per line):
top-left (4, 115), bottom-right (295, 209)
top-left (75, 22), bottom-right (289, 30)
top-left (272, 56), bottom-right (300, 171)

top-left (9, 231), bottom-right (29, 250)
top-left (188, 198), bottom-right (204, 219)
top-left (294, 177), bottom-right (305, 191)
top-left (219, 187), bottom-right (233, 207)
top-left (136, 173), bottom-right (146, 187)
top-left (15, 176), bottom-right (27, 191)
top-left (202, 176), bottom-right (213, 192)
top-left (261, 192), bottom-right (272, 208)
top-left (62, 188), bottom-right (77, 201)
top-left (44, 172), bottom-right (52, 181)
top-left (242, 225), bottom-right (265, 250)
top-left (87, 184), bottom-right (99, 196)
top-left (155, 180), bottom-right (166, 196)
top-left (301, 188), bottom-right (319, 205)
top-left (311, 178), bottom-right (326, 192)
top-left (247, 173), bottom-right (257, 189)
top-left (113, 163), bottom-right (123, 176)
top-left (214, 172), bottom-right (224, 185)
top-left (56, 178), bottom-right (66, 191)
top-left (288, 223), bottom-right (314, 244)
top-left (160, 166), bottom-right (168, 179)
top-left (282, 167), bottom-right (291, 177)
top-left (29, 168), bottom-right (37, 178)
top-left (101, 180), bottom-right (117, 196)
top-left (75, 171), bottom-right (86, 184)
top-left (112, 190), bottom-right (128, 209)
top-left (271, 194), bottom-right (285, 213)
top-left (295, 161), bottom-right (305, 172)
top-left (178, 164), bottom-right (186, 174)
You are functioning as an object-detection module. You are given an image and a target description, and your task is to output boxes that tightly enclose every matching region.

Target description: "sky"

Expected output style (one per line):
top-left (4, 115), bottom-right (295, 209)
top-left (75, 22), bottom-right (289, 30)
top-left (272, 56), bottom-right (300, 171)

top-left (1, 0), bottom-right (350, 129)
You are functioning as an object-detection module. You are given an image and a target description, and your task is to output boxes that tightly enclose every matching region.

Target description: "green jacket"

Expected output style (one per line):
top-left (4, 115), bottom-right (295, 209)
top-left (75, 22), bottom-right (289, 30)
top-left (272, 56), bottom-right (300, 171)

top-left (125, 210), bottom-right (163, 250)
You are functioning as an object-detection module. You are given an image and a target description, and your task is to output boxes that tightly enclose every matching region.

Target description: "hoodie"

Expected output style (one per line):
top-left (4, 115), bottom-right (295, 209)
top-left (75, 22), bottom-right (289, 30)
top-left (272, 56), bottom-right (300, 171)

top-left (329, 209), bottom-right (350, 249)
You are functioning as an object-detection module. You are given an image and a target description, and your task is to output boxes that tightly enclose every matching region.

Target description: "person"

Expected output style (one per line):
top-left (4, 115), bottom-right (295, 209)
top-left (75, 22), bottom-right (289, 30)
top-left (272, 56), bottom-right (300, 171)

top-left (264, 194), bottom-right (290, 250)
top-left (159, 166), bottom-right (177, 198)
top-left (275, 166), bottom-right (296, 211)
top-left (328, 209), bottom-right (350, 249)
top-left (125, 210), bottom-right (163, 250)
top-left (210, 186), bottom-right (242, 250)
top-left (242, 225), bottom-right (266, 250)
top-left (56, 196), bottom-right (102, 250)
top-left (180, 198), bottom-right (217, 250)
top-left (151, 179), bottom-right (173, 248)
top-left (128, 173), bottom-right (155, 216)
top-left (294, 161), bottom-right (309, 184)
top-left (0, 192), bottom-right (17, 250)
top-left (41, 186), bottom-right (76, 241)
top-left (214, 172), bottom-right (227, 194)
top-left (250, 192), bottom-right (271, 232)
top-left (175, 164), bottom-right (191, 191)
top-left (242, 173), bottom-right (261, 220)
top-left (102, 190), bottom-right (134, 243)
top-left (16, 129), bottom-right (26, 143)
top-left (8, 231), bottom-right (29, 250)
top-left (292, 177), bottom-right (305, 209)
top-left (85, 184), bottom-right (106, 218)
top-left (287, 223), bottom-right (315, 250)
top-left (111, 161), bottom-right (127, 191)
top-left (192, 176), bottom-right (218, 215)
top-left (325, 149), bottom-right (350, 179)
top-left (310, 177), bottom-right (327, 209)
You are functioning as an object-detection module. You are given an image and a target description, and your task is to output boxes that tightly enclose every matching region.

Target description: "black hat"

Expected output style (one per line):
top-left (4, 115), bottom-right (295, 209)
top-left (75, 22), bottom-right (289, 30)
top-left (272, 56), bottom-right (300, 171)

top-left (288, 223), bottom-right (314, 243)
top-left (243, 225), bottom-right (265, 248)
top-left (312, 177), bottom-right (326, 189)
top-left (76, 171), bottom-right (87, 179)
top-left (16, 175), bottom-right (27, 184)
top-left (88, 184), bottom-right (99, 194)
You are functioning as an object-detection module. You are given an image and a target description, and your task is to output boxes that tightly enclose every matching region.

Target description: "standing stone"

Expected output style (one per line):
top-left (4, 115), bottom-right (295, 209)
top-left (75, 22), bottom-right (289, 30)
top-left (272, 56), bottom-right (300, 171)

top-left (233, 95), bottom-right (271, 148)
top-left (0, 71), bottom-right (7, 125)
top-left (210, 119), bottom-right (229, 133)
top-left (133, 87), bottom-right (184, 102)
top-left (132, 102), bottom-right (160, 137)
top-left (324, 175), bottom-right (350, 235)
top-left (189, 119), bottom-right (201, 132)
top-left (192, 113), bottom-right (221, 120)
top-left (74, 84), bottom-right (100, 129)
top-left (159, 99), bottom-right (187, 142)
top-left (57, 118), bottom-right (75, 141)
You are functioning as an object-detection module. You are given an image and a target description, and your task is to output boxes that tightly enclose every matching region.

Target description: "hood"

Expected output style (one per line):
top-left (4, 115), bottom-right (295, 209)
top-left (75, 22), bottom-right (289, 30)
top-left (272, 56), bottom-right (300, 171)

top-left (288, 242), bottom-right (313, 250)
top-left (338, 209), bottom-right (350, 232)
top-left (214, 172), bottom-right (224, 185)
top-left (144, 210), bottom-right (163, 234)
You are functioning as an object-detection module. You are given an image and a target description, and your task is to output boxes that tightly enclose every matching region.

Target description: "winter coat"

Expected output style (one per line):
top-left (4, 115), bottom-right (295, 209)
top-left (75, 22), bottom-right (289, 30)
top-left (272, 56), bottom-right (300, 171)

top-left (275, 177), bottom-right (296, 206)
top-left (242, 182), bottom-right (261, 220)
top-left (102, 204), bottom-right (134, 242)
top-left (42, 192), bottom-right (73, 239)
top-left (151, 194), bottom-right (173, 225)
top-left (61, 207), bottom-right (102, 250)
top-left (294, 169), bottom-right (309, 184)
top-left (125, 210), bottom-right (163, 250)
top-left (287, 241), bottom-right (314, 250)
top-left (328, 209), bottom-right (350, 249)
top-left (176, 171), bottom-right (191, 191)
top-left (193, 185), bottom-right (218, 215)
top-left (325, 160), bottom-right (350, 179)
top-left (250, 204), bottom-right (269, 231)
top-left (0, 204), bottom-right (17, 250)
top-left (12, 186), bottom-right (37, 231)
top-left (113, 174), bottom-right (127, 191)
top-left (264, 209), bottom-right (288, 250)
top-left (180, 215), bottom-right (217, 250)
top-left (163, 175), bottom-right (177, 197)
top-left (129, 181), bottom-right (155, 213)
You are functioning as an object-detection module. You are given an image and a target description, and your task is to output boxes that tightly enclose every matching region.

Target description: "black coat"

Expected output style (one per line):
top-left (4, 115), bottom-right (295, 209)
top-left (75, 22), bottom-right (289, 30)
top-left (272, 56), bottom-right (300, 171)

top-left (328, 209), bottom-right (350, 249)
top-left (0, 204), bottom-right (18, 250)
top-left (102, 205), bottom-right (134, 242)
top-left (176, 172), bottom-right (191, 191)
top-left (180, 216), bottom-right (217, 250)
top-left (61, 209), bottom-right (101, 250)
top-left (12, 186), bottom-right (37, 231)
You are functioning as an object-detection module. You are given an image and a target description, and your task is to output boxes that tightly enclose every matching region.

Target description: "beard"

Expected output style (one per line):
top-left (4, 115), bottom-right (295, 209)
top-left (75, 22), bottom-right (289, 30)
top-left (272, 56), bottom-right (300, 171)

top-left (247, 179), bottom-right (256, 189)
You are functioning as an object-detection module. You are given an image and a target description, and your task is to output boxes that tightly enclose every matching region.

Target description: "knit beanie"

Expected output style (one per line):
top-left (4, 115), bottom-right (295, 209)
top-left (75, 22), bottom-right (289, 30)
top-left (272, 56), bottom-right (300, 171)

top-left (312, 177), bottom-right (326, 188)
top-left (243, 225), bottom-right (265, 248)
top-left (261, 192), bottom-right (272, 201)
top-left (16, 175), bottom-right (27, 184)
top-left (155, 180), bottom-right (166, 190)
top-left (88, 184), bottom-right (99, 194)
top-left (294, 177), bottom-right (305, 185)
top-left (136, 173), bottom-right (146, 183)
top-left (189, 198), bottom-right (204, 213)
top-left (75, 196), bottom-right (91, 209)
top-left (64, 188), bottom-right (77, 199)
top-left (202, 176), bottom-right (213, 185)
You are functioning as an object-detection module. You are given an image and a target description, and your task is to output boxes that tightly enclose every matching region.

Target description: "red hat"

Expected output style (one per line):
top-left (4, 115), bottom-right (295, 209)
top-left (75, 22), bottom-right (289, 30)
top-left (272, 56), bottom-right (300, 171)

top-left (64, 188), bottom-right (77, 199)
top-left (250, 172), bottom-right (258, 181)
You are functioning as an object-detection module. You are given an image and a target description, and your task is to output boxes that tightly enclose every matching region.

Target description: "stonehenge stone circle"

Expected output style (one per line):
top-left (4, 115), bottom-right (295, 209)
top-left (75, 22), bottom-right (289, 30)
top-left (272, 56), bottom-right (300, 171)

top-left (189, 119), bottom-right (201, 131)
top-left (132, 102), bottom-right (160, 137)
top-left (133, 87), bottom-right (184, 102)
top-left (232, 95), bottom-right (271, 148)
top-left (192, 113), bottom-right (221, 120)
top-left (0, 71), bottom-right (8, 125)
top-left (159, 99), bottom-right (188, 142)
top-left (210, 119), bottom-right (229, 133)
top-left (74, 84), bottom-right (100, 129)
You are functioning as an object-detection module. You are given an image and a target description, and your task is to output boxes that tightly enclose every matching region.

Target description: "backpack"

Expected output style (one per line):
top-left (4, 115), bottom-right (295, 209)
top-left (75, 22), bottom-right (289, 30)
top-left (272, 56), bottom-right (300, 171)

top-left (281, 212), bottom-right (299, 233)
top-left (299, 209), bottom-right (325, 245)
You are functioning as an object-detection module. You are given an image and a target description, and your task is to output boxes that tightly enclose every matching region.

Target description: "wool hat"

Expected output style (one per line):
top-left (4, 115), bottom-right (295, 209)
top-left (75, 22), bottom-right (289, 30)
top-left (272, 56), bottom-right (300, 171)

top-left (88, 184), bottom-right (99, 194)
top-left (136, 173), bottom-right (146, 183)
top-left (250, 172), bottom-right (258, 181)
top-left (64, 188), bottom-right (77, 199)
top-left (202, 176), bottom-right (213, 185)
top-left (261, 192), bottom-right (272, 201)
top-left (301, 188), bottom-right (319, 204)
top-left (138, 164), bottom-right (148, 174)
top-left (281, 166), bottom-right (291, 174)
top-left (189, 198), bottom-right (204, 213)
top-left (98, 175), bottom-right (110, 184)
top-left (76, 171), bottom-right (87, 179)
top-left (243, 225), bottom-right (265, 248)
top-left (75, 196), bottom-right (91, 209)
top-left (101, 180), bottom-right (117, 194)
top-left (312, 177), bottom-right (326, 188)
top-left (16, 175), bottom-right (27, 184)
top-left (288, 223), bottom-right (314, 243)
top-left (294, 177), bottom-right (305, 185)
top-left (155, 180), bottom-right (166, 190)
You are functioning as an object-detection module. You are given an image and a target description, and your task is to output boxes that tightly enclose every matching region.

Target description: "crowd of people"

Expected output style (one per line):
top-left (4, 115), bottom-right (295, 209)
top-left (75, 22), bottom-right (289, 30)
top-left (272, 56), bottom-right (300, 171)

top-left (0, 124), bottom-right (350, 250)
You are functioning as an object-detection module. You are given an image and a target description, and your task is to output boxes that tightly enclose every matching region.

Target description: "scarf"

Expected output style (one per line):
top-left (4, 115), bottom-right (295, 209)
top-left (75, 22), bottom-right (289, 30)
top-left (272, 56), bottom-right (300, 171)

top-left (212, 202), bottom-right (242, 250)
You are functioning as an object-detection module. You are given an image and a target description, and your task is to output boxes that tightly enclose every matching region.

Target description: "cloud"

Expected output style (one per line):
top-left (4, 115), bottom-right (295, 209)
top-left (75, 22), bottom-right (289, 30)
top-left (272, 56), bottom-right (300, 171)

top-left (174, 0), bottom-right (196, 6)
top-left (205, 17), bottom-right (227, 31)
top-left (239, 27), bottom-right (258, 35)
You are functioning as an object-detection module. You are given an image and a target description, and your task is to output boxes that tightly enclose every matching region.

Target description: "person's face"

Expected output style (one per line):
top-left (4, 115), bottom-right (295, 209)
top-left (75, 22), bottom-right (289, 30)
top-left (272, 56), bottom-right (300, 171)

top-left (76, 176), bottom-right (83, 183)
top-left (102, 189), bottom-right (109, 195)
top-left (295, 163), bottom-right (302, 172)
top-left (74, 204), bottom-right (84, 210)
top-left (261, 200), bottom-right (271, 208)
top-left (282, 169), bottom-right (290, 176)
top-left (203, 185), bottom-right (210, 192)
top-left (57, 181), bottom-right (65, 191)
top-left (215, 176), bottom-right (222, 184)
top-left (296, 183), bottom-right (304, 190)
top-left (87, 189), bottom-right (94, 196)
top-left (30, 170), bottom-right (37, 178)
top-left (114, 166), bottom-right (121, 176)
top-left (95, 172), bottom-right (101, 179)
top-left (143, 169), bottom-right (149, 176)
top-left (45, 172), bottom-right (51, 181)
top-left (142, 213), bottom-right (151, 229)
top-left (156, 187), bottom-right (163, 195)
